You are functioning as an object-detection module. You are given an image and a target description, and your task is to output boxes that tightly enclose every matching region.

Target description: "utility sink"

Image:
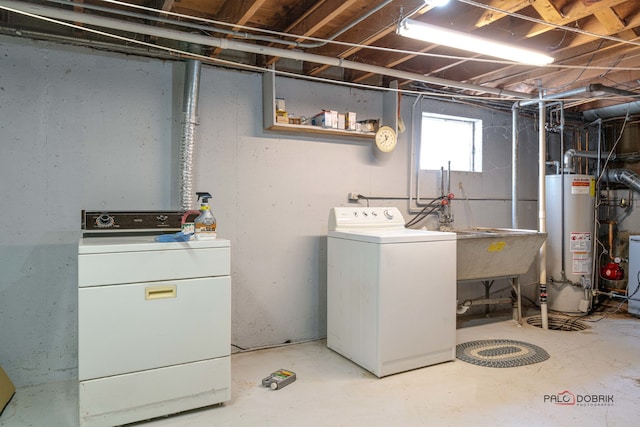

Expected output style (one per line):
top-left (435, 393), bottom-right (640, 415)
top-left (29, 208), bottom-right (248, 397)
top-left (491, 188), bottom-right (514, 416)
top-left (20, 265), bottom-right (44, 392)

top-left (455, 227), bottom-right (547, 282)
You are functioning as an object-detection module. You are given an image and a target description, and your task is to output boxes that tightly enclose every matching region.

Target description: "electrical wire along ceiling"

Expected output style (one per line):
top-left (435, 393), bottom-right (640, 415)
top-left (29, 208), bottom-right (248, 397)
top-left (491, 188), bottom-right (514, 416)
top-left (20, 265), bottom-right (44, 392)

top-left (1, 0), bottom-right (639, 113)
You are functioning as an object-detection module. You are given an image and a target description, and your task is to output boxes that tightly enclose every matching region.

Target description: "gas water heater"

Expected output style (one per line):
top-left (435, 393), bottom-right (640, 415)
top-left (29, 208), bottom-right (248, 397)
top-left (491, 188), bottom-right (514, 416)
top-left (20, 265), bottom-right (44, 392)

top-left (545, 174), bottom-right (596, 313)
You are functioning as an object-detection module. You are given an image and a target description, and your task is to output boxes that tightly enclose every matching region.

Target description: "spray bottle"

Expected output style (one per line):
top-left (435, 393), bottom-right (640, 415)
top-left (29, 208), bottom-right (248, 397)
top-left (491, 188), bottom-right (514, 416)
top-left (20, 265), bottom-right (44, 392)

top-left (194, 192), bottom-right (217, 240)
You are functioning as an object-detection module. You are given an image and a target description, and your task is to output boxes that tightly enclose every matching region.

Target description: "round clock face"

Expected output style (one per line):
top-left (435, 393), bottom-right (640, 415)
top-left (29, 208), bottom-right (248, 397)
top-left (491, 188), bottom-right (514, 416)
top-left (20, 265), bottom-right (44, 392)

top-left (375, 126), bottom-right (397, 153)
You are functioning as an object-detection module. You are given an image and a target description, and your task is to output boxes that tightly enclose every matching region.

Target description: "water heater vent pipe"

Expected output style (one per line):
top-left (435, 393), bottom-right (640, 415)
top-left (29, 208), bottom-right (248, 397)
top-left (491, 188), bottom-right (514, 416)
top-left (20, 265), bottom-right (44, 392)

top-left (563, 149), bottom-right (615, 172)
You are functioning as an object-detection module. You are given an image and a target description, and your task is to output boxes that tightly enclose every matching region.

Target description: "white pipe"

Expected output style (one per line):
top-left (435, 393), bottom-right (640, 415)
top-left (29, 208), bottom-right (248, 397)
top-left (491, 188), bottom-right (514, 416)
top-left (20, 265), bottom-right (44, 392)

top-left (45, 0), bottom-right (394, 50)
top-left (511, 103), bottom-right (519, 228)
top-left (409, 95), bottom-right (423, 213)
top-left (0, 0), bottom-right (530, 99)
top-left (538, 97), bottom-right (549, 330)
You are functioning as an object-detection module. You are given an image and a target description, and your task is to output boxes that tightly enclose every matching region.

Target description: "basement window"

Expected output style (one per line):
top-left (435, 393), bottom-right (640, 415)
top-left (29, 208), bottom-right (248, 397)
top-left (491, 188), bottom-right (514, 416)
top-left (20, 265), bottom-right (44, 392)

top-left (420, 112), bottom-right (483, 172)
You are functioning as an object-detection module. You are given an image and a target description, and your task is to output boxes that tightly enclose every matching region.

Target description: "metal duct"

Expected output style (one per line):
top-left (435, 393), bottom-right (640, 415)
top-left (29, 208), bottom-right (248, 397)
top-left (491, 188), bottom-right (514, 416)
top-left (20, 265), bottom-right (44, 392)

top-left (179, 59), bottom-right (201, 211)
top-left (563, 149), bottom-right (616, 171)
top-left (517, 84), bottom-right (639, 108)
top-left (583, 101), bottom-right (640, 121)
top-left (607, 169), bottom-right (640, 193)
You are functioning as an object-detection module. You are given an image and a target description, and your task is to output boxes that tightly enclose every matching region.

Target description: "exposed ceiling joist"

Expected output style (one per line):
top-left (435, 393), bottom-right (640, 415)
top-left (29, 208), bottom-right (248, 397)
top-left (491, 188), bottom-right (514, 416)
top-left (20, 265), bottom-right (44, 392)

top-left (0, 0), bottom-right (637, 114)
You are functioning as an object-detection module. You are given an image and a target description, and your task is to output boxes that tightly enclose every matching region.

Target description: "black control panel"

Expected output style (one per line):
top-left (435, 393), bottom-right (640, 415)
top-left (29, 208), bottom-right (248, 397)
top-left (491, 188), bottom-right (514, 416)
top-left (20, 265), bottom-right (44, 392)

top-left (81, 210), bottom-right (188, 232)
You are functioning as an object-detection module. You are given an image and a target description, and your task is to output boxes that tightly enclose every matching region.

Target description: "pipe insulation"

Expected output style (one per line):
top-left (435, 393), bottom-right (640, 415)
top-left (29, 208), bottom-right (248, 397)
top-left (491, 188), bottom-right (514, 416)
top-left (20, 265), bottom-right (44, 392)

top-left (0, 0), bottom-right (529, 99)
top-left (179, 59), bottom-right (201, 211)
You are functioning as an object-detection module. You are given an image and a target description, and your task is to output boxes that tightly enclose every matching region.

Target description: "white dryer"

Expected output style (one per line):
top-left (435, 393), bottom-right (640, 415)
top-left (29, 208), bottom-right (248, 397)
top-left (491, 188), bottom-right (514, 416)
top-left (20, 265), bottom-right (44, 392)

top-left (327, 207), bottom-right (457, 377)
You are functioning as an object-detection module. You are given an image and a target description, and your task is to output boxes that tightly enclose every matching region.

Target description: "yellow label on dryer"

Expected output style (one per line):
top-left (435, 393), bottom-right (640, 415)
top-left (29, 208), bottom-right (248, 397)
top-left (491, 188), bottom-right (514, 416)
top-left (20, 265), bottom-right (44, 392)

top-left (487, 242), bottom-right (506, 252)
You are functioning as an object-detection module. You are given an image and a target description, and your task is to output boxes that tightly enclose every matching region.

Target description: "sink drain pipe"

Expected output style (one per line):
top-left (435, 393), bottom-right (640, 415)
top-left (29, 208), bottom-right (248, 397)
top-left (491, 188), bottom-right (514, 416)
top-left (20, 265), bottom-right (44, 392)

top-left (537, 99), bottom-right (549, 330)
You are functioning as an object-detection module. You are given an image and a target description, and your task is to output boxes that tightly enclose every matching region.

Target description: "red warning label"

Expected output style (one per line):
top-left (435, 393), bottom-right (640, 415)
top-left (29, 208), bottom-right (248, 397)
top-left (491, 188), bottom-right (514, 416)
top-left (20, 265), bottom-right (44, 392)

top-left (571, 177), bottom-right (592, 195)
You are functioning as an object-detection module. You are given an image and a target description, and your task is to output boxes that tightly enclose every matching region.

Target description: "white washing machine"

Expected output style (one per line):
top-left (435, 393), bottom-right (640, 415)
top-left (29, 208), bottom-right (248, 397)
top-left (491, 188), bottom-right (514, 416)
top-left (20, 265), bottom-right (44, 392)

top-left (327, 207), bottom-right (457, 377)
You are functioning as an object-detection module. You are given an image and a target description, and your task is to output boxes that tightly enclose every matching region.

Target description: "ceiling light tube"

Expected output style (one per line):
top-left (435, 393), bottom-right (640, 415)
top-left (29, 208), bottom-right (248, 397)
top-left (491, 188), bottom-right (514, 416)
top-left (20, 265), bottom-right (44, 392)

top-left (424, 0), bottom-right (450, 6)
top-left (397, 18), bottom-right (554, 66)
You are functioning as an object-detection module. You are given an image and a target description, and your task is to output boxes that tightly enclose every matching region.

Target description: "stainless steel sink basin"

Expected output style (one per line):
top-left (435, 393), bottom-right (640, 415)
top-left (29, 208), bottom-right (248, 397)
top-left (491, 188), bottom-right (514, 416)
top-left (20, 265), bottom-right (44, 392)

top-left (455, 227), bottom-right (547, 281)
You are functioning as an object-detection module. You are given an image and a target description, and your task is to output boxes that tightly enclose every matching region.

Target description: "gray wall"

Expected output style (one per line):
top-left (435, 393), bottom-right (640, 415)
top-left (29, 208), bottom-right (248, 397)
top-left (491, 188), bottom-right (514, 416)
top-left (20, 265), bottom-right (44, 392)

top-left (0, 35), bottom-right (539, 387)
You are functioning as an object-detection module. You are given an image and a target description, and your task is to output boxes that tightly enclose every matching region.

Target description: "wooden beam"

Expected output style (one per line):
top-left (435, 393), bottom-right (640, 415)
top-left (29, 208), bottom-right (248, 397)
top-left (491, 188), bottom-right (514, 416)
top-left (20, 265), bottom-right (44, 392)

top-left (304, 1), bottom-right (439, 75)
top-left (594, 7), bottom-right (626, 33)
top-left (530, 0), bottom-right (563, 23)
top-left (161, 0), bottom-right (175, 14)
top-left (217, 0), bottom-right (269, 28)
top-left (526, 0), bottom-right (628, 38)
top-left (264, 0), bottom-right (359, 66)
top-left (210, 0), bottom-right (268, 57)
top-left (475, 0), bottom-right (531, 28)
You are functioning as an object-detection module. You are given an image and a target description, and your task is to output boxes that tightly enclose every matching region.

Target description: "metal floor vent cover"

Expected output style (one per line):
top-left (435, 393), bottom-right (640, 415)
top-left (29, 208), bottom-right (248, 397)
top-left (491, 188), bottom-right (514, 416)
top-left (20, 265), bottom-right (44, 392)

top-left (456, 339), bottom-right (550, 368)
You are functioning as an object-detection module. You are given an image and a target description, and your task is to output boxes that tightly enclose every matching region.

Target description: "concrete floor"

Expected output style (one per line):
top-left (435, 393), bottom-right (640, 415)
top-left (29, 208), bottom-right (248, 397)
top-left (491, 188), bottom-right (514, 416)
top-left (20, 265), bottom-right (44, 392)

top-left (1, 311), bottom-right (639, 427)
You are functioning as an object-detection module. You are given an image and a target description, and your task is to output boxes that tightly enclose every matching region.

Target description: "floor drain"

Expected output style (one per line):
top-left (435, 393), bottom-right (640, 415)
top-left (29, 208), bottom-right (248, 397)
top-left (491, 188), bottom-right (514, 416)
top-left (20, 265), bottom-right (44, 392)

top-left (526, 315), bottom-right (589, 331)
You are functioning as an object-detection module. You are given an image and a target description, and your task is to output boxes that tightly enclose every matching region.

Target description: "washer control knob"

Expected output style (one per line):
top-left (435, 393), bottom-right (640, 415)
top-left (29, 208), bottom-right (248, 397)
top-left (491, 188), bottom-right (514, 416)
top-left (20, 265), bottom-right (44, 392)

top-left (383, 209), bottom-right (394, 220)
top-left (96, 214), bottom-right (115, 228)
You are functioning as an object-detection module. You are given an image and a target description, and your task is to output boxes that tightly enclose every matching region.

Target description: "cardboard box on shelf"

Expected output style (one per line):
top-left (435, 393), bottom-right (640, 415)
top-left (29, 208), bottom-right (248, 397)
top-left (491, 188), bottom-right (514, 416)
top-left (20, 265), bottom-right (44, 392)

top-left (311, 110), bottom-right (338, 128)
top-left (346, 112), bottom-right (357, 130)
top-left (1, 366), bottom-right (15, 415)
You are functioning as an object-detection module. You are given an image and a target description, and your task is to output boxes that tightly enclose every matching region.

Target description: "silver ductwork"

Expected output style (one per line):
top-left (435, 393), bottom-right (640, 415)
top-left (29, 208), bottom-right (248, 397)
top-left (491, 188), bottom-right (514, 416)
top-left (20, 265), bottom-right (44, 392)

top-left (563, 149), bottom-right (616, 171)
top-left (607, 169), bottom-right (640, 193)
top-left (583, 101), bottom-right (640, 121)
top-left (179, 59), bottom-right (201, 211)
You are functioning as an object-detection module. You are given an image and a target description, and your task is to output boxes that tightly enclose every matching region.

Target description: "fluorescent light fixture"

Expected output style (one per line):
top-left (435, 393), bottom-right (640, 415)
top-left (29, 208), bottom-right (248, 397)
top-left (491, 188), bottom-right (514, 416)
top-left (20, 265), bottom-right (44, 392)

top-left (425, 0), bottom-right (450, 6)
top-left (397, 18), bottom-right (554, 66)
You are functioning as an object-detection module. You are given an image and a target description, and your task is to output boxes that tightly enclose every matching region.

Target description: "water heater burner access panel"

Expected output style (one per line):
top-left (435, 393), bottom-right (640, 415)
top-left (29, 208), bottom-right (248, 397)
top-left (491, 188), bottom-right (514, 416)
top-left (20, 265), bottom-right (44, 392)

top-left (328, 207), bottom-right (405, 231)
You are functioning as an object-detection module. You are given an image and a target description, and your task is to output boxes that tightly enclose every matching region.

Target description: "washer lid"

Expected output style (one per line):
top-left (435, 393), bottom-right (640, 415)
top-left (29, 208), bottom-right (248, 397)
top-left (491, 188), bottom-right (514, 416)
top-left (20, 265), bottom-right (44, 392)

top-left (328, 228), bottom-right (456, 243)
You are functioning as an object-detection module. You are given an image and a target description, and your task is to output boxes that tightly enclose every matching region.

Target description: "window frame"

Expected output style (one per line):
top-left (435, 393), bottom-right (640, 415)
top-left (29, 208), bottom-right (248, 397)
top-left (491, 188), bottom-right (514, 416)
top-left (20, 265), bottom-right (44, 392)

top-left (419, 112), bottom-right (483, 173)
